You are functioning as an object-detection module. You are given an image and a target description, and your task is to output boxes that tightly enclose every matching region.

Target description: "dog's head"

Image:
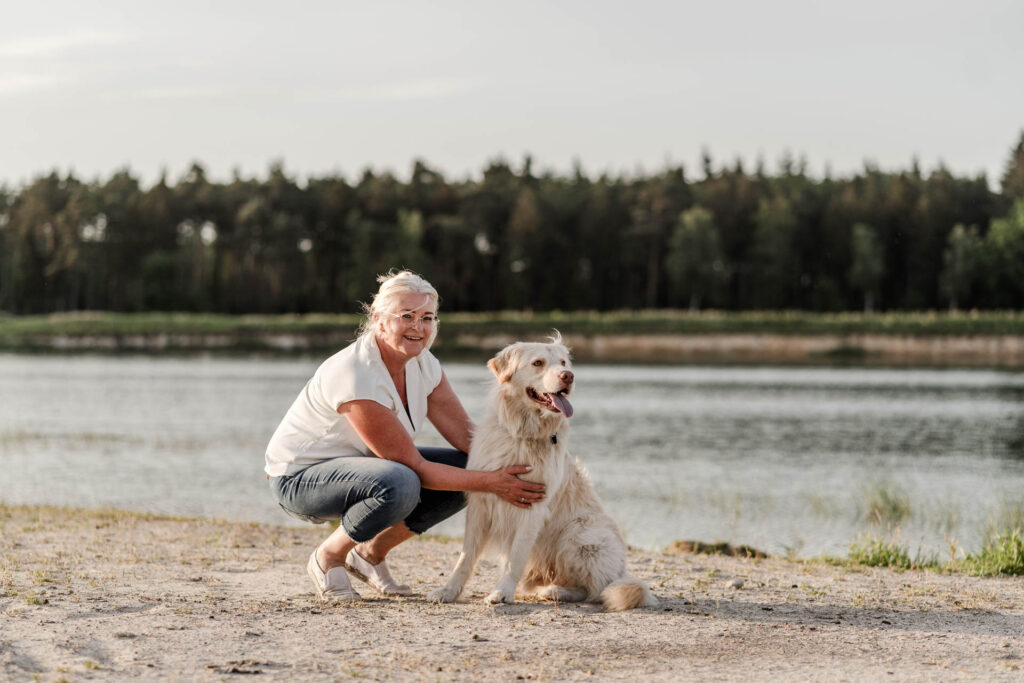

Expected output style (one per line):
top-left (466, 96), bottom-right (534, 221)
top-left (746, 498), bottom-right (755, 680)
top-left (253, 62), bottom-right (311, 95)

top-left (487, 333), bottom-right (574, 422)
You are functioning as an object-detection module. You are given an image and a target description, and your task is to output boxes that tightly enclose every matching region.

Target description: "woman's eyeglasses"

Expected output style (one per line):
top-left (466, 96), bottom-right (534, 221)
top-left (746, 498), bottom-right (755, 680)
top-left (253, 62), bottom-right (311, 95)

top-left (389, 313), bottom-right (439, 325)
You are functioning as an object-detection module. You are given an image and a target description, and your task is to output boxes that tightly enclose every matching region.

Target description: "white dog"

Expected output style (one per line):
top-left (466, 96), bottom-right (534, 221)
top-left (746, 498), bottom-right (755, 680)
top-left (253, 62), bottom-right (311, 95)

top-left (428, 336), bottom-right (656, 611)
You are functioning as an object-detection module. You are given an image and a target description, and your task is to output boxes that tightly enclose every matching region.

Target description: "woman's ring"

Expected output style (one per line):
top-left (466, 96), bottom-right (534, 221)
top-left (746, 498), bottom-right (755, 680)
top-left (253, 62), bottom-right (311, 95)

top-left (520, 497), bottom-right (525, 503)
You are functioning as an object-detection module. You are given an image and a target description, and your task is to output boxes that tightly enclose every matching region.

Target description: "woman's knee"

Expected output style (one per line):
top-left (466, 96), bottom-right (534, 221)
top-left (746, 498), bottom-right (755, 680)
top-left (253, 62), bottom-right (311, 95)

top-left (377, 464), bottom-right (421, 511)
top-left (342, 464), bottom-right (421, 540)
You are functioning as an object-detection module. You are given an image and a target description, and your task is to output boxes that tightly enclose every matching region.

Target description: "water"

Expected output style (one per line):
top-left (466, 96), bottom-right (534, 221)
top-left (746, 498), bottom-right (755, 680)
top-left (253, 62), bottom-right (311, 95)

top-left (2, 353), bottom-right (1023, 558)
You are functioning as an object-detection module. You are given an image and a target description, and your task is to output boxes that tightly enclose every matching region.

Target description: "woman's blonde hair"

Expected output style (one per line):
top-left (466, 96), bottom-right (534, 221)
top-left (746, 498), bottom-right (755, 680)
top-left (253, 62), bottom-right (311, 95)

top-left (357, 269), bottom-right (440, 348)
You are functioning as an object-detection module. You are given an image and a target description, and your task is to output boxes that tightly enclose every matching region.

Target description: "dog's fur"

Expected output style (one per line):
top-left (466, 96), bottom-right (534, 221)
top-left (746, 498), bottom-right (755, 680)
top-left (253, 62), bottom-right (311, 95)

top-left (427, 336), bottom-right (656, 611)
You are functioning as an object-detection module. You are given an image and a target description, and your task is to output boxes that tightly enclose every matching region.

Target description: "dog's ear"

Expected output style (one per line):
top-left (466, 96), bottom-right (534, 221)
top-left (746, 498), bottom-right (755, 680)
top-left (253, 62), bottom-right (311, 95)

top-left (487, 345), bottom-right (519, 383)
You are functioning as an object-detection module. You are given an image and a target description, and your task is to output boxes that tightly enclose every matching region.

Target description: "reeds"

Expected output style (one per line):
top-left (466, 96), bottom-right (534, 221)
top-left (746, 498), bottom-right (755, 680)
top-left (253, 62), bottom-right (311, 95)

top-left (859, 479), bottom-right (911, 526)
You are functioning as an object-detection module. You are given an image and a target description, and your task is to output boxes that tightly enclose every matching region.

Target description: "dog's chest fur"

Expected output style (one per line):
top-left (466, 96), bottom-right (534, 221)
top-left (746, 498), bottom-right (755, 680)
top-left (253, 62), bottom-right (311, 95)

top-left (468, 414), bottom-right (571, 489)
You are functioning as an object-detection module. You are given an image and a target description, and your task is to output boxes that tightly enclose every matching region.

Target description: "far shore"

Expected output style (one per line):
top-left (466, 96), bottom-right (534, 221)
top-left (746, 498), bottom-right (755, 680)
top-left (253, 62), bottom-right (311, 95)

top-left (5, 330), bottom-right (1024, 367)
top-left (2, 310), bottom-right (1023, 365)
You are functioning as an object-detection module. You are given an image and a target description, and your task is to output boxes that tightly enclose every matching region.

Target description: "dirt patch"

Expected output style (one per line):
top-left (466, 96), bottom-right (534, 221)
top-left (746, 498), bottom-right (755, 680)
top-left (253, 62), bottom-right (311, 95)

top-left (2, 506), bottom-right (1023, 681)
top-left (666, 540), bottom-right (769, 559)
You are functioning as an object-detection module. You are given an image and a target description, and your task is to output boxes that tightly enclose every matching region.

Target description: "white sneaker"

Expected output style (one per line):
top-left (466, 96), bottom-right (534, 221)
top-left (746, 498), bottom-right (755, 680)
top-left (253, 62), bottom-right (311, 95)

top-left (345, 549), bottom-right (413, 596)
top-left (307, 549), bottom-right (360, 602)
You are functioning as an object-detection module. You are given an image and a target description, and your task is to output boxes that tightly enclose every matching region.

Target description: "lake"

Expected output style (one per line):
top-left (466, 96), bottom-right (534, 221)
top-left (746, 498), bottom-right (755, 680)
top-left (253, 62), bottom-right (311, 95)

top-left (2, 353), bottom-right (1023, 559)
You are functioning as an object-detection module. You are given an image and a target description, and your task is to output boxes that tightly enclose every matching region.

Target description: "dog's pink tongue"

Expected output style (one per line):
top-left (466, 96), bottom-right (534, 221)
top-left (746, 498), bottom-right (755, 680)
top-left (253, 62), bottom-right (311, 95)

top-left (549, 393), bottom-right (574, 418)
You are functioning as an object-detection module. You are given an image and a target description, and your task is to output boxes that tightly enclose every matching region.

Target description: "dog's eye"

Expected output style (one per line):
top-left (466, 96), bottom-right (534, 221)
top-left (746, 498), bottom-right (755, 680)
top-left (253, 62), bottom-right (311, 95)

top-left (560, 360), bottom-right (566, 366)
top-left (533, 359), bottom-right (544, 367)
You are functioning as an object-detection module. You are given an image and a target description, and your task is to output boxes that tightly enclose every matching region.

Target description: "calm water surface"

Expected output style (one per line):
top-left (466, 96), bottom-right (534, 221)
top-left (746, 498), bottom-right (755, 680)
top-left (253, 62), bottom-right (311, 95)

top-left (2, 353), bottom-right (1023, 558)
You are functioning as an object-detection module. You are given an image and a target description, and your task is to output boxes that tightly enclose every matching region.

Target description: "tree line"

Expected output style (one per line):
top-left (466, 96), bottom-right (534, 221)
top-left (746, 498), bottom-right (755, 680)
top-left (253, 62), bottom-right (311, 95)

top-left (2, 134), bottom-right (1023, 315)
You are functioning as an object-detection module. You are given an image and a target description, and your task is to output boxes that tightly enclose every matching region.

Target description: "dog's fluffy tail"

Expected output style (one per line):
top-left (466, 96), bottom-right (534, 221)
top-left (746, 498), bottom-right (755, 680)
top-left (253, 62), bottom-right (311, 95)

top-left (600, 577), bottom-right (658, 611)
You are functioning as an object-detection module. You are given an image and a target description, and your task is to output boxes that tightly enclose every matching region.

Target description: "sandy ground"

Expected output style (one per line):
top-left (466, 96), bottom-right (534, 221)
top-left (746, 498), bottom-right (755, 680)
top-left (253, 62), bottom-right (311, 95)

top-left (2, 506), bottom-right (1023, 682)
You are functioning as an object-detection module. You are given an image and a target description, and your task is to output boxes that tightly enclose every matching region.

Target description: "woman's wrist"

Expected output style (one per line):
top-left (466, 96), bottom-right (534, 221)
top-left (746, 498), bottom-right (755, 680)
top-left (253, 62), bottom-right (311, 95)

top-left (476, 469), bottom-right (499, 494)
top-left (472, 469), bottom-right (508, 496)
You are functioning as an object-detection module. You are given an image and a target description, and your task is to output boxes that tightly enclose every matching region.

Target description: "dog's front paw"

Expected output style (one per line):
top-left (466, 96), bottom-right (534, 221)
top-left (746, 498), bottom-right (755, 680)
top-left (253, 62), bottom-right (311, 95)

top-left (426, 585), bottom-right (460, 604)
top-left (484, 588), bottom-right (515, 605)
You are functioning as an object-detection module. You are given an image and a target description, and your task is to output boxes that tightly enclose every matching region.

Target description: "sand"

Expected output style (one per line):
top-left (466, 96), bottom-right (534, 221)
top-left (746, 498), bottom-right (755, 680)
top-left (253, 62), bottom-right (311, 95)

top-left (2, 505), bottom-right (1023, 681)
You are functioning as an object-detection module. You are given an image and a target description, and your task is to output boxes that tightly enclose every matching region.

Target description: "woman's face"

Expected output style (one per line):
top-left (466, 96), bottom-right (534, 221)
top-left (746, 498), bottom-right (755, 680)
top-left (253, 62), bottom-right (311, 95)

top-left (375, 292), bottom-right (438, 361)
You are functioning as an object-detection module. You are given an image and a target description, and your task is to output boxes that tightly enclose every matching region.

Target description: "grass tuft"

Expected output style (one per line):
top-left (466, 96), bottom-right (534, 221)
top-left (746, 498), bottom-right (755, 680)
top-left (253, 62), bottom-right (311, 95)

top-left (848, 533), bottom-right (939, 571)
top-left (958, 529), bottom-right (1024, 576)
top-left (849, 536), bottom-right (914, 570)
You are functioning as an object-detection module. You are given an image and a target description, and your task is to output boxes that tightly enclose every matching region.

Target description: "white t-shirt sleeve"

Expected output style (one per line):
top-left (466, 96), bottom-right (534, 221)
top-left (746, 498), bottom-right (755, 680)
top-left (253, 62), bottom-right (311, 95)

top-left (319, 352), bottom-right (393, 414)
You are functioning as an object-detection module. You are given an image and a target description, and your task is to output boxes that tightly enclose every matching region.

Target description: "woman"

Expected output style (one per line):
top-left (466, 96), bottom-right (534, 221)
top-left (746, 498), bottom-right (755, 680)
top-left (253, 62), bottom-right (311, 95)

top-left (265, 270), bottom-right (545, 601)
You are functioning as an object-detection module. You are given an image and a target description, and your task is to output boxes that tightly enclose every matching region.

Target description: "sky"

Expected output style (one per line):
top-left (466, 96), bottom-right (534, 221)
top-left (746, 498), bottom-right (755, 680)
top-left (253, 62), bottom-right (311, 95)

top-left (2, 0), bottom-right (1023, 189)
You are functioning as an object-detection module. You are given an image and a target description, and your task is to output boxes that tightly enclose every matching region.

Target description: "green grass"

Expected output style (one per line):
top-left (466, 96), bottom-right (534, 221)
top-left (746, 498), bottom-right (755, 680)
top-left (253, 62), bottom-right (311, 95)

top-left (847, 534), bottom-right (936, 570)
top-left (843, 526), bottom-right (1024, 576)
top-left (958, 529), bottom-right (1024, 576)
top-left (0, 311), bottom-right (362, 338)
top-left (1, 309), bottom-right (1022, 353)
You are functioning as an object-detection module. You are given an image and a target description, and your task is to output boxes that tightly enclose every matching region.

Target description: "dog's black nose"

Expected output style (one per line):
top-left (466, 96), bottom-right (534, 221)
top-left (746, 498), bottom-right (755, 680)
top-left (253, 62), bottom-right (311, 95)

top-left (560, 370), bottom-right (574, 385)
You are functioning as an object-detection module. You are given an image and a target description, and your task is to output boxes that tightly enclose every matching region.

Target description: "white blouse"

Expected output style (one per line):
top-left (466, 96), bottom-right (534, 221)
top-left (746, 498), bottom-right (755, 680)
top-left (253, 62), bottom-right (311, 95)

top-left (264, 334), bottom-right (443, 476)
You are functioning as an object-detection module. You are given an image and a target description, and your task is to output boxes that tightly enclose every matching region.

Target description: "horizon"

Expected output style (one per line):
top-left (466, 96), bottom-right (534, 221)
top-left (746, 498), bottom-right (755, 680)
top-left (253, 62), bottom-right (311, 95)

top-left (2, 143), bottom-right (1015, 191)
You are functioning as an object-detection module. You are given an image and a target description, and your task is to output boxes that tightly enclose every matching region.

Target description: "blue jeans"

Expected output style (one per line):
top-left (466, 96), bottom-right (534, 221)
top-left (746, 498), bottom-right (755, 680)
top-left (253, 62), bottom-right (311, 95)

top-left (269, 447), bottom-right (467, 543)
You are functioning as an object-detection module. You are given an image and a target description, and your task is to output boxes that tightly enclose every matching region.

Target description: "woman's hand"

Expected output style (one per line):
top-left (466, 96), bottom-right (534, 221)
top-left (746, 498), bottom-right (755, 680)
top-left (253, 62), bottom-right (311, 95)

top-left (487, 466), bottom-right (546, 508)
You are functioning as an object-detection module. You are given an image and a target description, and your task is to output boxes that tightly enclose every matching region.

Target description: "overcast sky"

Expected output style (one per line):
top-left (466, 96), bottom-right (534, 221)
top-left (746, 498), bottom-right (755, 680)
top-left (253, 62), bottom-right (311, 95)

top-left (2, 0), bottom-right (1022, 189)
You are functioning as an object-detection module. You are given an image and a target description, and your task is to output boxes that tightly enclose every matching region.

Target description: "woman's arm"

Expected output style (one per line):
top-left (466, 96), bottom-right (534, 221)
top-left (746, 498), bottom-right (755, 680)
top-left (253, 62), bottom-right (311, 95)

top-left (426, 372), bottom-right (474, 454)
top-left (337, 399), bottom-right (544, 508)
